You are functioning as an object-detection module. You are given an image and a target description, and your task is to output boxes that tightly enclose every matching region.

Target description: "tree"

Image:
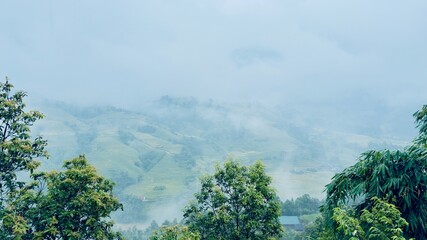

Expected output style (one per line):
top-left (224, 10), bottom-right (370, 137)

top-left (119, 221), bottom-right (159, 240)
top-left (331, 206), bottom-right (365, 240)
top-left (0, 78), bottom-right (48, 207)
top-left (282, 194), bottom-right (322, 216)
top-left (305, 198), bottom-right (407, 240)
top-left (359, 197), bottom-right (407, 240)
top-left (3, 155), bottom-right (123, 239)
top-left (0, 78), bottom-right (123, 239)
top-left (322, 105), bottom-right (427, 238)
top-left (149, 225), bottom-right (200, 240)
top-left (0, 78), bottom-right (48, 238)
top-left (183, 160), bottom-right (283, 240)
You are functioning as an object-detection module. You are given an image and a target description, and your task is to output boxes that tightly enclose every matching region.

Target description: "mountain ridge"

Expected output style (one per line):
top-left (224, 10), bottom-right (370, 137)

top-left (27, 96), bottom-right (412, 223)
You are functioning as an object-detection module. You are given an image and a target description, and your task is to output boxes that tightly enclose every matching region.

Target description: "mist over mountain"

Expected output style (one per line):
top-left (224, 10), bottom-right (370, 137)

top-left (27, 95), bottom-right (416, 224)
top-left (2, 0), bottom-right (426, 229)
top-left (2, 1), bottom-right (426, 109)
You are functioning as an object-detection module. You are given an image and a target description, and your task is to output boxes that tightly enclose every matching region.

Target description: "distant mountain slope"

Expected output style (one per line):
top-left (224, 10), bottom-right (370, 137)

top-left (28, 96), bottom-right (411, 223)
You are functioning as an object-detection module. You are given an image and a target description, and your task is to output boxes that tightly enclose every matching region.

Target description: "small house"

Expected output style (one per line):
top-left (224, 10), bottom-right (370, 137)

top-left (279, 216), bottom-right (304, 231)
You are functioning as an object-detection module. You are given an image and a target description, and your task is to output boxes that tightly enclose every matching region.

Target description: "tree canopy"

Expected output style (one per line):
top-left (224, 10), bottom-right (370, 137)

top-left (183, 160), bottom-right (283, 240)
top-left (3, 155), bottom-right (123, 239)
top-left (0, 78), bottom-right (123, 239)
top-left (149, 225), bottom-right (200, 240)
top-left (0, 78), bottom-right (48, 206)
top-left (282, 194), bottom-right (322, 216)
top-left (322, 105), bottom-right (427, 239)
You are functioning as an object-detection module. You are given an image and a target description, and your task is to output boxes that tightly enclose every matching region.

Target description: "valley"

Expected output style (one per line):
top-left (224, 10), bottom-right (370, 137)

top-left (28, 96), bottom-right (412, 223)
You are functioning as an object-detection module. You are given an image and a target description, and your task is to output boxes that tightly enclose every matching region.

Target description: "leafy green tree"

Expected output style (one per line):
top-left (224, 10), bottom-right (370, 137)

top-left (322, 106), bottom-right (427, 238)
top-left (3, 155), bottom-right (123, 239)
top-left (149, 225), bottom-right (200, 240)
top-left (0, 78), bottom-right (48, 207)
top-left (302, 215), bottom-right (335, 240)
top-left (332, 207), bottom-right (365, 240)
top-left (0, 78), bottom-right (123, 239)
top-left (119, 221), bottom-right (160, 240)
top-left (0, 78), bottom-right (48, 238)
top-left (360, 197), bottom-right (407, 240)
top-left (332, 198), bottom-right (407, 240)
top-left (282, 194), bottom-right (322, 216)
top-left (183, 160), bottom-right (283, 240)
top-left (306, 198), bottom-right (407, 240)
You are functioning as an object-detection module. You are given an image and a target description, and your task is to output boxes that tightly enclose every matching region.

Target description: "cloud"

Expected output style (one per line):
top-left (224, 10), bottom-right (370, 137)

top-left (0, 0), bottom-right (426, 109)
top-left (231, 46), bottom-right (282, 68)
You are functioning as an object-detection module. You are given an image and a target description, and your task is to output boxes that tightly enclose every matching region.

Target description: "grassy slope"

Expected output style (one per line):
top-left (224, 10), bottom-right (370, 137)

top-left (28, 97), bottom-right (410, 222)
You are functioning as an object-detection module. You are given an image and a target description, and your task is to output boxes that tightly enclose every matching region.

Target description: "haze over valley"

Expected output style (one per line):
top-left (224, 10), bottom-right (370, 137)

top-left (1, 0), bottom-right (426, 234)
top-left (27, 95), bottom-right (416, 224)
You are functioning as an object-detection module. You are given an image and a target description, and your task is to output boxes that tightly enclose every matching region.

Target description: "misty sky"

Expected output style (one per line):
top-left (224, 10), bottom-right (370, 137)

top-left (1, 0), bottom-right (426, 109)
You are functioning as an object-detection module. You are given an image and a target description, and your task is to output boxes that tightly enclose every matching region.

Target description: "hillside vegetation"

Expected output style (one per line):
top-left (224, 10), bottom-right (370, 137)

top-left (26, 96), bottom-right (410, 223)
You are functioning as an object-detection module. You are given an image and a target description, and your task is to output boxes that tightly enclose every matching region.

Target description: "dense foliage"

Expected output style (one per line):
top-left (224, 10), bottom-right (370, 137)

top-left (3, 155), bottom-right (123, 239)
top-left (119, 221), bottom-right (159, 240)
top-left (0, 78), bottom-right (48, 207)
top-left (282, 194), bottom-right (322, 216)
top-left (3, 77), bottom-right (426, 239)
top-left (322, 105), bottom-right (427, 238)
top-left (183, 160), bottom-right (283, 240)
top-left (0, 79), bottom-right (122, 239)
top-left (301, 198), bottom-right (408, 240)
top-left (149, 225), bottom-right (200, 240)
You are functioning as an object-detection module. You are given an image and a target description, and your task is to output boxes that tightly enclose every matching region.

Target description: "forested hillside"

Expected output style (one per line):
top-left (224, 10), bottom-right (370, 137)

top-left (2, 80), bottom-right (425, 239)
top-left (26, 96), bottom-right (411, 223)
